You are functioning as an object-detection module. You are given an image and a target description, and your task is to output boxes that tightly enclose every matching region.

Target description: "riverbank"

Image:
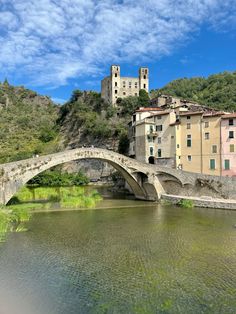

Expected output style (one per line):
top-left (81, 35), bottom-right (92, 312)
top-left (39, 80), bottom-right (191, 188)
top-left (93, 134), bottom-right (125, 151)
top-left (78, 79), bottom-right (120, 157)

top-left (162, 193), bottom-right (236, 210)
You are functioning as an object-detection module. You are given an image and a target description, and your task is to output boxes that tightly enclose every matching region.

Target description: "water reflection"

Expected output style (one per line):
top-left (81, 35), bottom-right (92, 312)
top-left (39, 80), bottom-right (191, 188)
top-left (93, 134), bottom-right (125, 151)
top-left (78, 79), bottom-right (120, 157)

top-left (0, 201), bottom-right (236, 314)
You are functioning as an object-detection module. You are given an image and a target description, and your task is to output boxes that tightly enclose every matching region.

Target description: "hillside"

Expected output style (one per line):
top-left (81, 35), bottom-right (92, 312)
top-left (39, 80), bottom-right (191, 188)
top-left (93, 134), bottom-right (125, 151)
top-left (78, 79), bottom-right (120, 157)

top-left (0, 81), bottom-right (59, 163)
top-left (151, 71), bottom-right (236, 111)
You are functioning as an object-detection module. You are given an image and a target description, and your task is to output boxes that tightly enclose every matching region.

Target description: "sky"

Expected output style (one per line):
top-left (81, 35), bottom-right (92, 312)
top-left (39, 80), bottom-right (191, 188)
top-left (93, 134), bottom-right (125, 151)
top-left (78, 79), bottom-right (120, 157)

top-left (0, 0), bottom-right (236, 104)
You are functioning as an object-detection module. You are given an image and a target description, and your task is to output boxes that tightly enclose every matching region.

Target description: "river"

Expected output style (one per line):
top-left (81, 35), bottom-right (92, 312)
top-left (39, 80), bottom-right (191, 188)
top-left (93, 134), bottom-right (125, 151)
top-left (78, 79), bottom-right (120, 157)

top-left (0, 188), bottom-right (236, 314)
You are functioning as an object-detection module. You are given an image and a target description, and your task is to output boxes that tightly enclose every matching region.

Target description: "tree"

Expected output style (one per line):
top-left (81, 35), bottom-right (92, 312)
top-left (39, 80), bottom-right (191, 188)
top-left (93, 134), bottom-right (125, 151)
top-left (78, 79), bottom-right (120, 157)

top-left (138, 89), bottom-right (150, 107)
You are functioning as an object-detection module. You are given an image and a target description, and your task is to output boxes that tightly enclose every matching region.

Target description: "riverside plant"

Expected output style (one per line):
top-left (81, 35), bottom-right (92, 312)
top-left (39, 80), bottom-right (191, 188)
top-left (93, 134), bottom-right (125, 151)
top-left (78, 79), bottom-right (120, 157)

top-left (0, 205), bottom-right (31, 242)
top-left (14, 186), bottom-right (103, 210)
top-left (178, 199), bottom-right (194, 209)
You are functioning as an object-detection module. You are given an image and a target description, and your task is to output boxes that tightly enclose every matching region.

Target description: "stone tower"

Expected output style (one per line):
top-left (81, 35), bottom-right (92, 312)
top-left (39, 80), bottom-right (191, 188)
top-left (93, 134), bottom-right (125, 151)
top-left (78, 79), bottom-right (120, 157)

top-left (101, 65), bottom-right (149, 105)
top-left (110, 65), bottom-right (121, 105)
top-left (139, 67), bottom-right (149, 92)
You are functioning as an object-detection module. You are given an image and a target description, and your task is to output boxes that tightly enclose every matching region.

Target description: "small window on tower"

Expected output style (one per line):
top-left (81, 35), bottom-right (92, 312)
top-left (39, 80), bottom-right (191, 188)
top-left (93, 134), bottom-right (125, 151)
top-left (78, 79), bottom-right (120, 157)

top-left (144, 75), bottom-right (146, 79)
top-left (115, 73), bottom-right (117, 77)
top-left (115, 90), bottom-right (118, 94)
top-left (115, 82), bottom-right (117, 86)
top-left (143, 84), bottom-right (146, 88)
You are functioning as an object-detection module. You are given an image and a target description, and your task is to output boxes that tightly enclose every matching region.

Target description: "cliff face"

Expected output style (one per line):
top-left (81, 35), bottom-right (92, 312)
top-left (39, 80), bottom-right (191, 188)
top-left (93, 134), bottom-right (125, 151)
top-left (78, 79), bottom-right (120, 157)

top-left (57, 91), bottom-right (128, 178)
top-left (0, 82), bottom-right (59, 163)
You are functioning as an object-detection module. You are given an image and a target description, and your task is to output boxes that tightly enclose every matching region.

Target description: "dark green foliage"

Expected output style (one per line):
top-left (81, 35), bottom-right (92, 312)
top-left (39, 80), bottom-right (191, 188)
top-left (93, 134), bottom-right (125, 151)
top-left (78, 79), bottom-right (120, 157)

top-left (118, 132), bottom-right (130, 155)
top-left (28, 169), bottom-right (89, 186)
top-left (58, 90), bottom-right (126, 141)
top-left (117, 96), bottom-right (139, 116)
top-left (138, 89), bottom-right (150, 107)
top-left (0, 83), bottom-right (59, 163)
top-left (151, 71), bottom-right (236, 111)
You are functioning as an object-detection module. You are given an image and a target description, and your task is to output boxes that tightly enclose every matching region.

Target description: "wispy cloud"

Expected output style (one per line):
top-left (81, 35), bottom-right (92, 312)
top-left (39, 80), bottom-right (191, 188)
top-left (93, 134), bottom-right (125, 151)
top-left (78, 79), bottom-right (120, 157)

top-left (0, 0), bottom-right (235, 87)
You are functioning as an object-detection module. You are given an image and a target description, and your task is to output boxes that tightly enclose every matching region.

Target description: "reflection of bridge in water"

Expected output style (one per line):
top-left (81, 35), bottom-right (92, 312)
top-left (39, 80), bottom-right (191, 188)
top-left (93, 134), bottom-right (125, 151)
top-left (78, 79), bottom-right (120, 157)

top-left (0, 148), bottom-right (235, 205)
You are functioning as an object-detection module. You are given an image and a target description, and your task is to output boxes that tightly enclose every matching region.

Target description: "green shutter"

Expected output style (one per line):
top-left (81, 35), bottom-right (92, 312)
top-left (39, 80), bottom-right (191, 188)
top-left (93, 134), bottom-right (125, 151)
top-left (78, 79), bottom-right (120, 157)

top-left (224, 160), bottom-right (230, 170)
top-left (210, 159), bottom-right (215, 170)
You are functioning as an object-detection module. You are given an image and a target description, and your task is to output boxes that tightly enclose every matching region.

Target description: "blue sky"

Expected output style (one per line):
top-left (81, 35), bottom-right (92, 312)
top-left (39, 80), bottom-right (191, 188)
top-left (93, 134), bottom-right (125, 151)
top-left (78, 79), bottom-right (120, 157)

top-left (0, 0), bottom-right (235, 104)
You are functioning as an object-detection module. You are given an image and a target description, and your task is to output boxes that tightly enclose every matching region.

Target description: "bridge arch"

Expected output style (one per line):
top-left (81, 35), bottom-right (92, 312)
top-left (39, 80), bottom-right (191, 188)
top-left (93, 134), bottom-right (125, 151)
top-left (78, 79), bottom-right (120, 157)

top-left (0, 148), bottom-right (151, 204)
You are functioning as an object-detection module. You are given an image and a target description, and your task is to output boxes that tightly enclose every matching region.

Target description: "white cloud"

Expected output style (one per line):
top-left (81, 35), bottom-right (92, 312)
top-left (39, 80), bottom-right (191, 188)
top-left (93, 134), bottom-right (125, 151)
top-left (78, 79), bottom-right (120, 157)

top-left (0, 0), bottom-right (235, 87)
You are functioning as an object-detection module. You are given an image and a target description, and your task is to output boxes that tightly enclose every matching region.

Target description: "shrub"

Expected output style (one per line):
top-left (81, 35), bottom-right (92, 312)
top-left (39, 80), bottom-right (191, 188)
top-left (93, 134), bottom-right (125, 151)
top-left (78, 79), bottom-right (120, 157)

top-left (178, 199), bottom-right (194, 208)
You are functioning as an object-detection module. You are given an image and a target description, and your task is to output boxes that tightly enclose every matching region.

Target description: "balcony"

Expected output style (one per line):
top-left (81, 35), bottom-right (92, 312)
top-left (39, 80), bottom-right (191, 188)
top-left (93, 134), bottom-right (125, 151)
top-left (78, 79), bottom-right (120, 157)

top-left (147, 130), bottom-right (158, 137)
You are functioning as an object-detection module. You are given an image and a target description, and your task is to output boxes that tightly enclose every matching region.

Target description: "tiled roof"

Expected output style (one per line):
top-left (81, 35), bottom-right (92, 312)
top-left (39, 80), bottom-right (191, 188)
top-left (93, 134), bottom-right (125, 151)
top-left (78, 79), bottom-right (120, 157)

top-left (179, 111), bottom-right (204, 116)
top-left (135, 107), bottom-right (162, 112)
top-left (221, 113), bottom-right (236, 119)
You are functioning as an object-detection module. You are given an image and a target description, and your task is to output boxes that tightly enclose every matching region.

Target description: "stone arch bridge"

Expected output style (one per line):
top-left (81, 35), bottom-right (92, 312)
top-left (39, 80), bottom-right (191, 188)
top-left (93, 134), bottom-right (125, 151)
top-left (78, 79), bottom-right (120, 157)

top-left (1, 148), bottom-right (233, 205)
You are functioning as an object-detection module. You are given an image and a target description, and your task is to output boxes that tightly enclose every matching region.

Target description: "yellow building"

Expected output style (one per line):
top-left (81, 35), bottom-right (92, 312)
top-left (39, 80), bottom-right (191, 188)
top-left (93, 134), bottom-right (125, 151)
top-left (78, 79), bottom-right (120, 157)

top-left (178, 112), bottom-right (202, 173)
top-left (201, 112), bottom-right (222, 176)
top-left (179, 111), bottom-right (223, 175)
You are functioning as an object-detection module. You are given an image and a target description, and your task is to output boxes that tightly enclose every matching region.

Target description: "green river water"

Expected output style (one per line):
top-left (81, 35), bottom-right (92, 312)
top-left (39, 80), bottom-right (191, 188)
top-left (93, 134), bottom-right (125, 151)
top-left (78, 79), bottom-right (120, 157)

top-left (0, 188), bottom-right (236, 314)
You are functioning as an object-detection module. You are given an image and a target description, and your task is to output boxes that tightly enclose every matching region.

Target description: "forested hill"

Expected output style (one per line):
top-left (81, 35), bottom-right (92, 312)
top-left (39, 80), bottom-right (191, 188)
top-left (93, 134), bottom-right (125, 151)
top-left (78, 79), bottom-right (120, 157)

top-left (151, 71), bottom-right (236, 111)
top-left (0, 81), bottom-right (59, 163)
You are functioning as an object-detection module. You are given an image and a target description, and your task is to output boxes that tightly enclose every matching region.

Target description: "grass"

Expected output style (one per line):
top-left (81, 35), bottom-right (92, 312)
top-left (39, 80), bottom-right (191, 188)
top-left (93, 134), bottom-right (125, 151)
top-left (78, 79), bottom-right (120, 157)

top-left (0, 186), bottom-right (103, 242)
top-left (178, 199), bottom-right (194, 208)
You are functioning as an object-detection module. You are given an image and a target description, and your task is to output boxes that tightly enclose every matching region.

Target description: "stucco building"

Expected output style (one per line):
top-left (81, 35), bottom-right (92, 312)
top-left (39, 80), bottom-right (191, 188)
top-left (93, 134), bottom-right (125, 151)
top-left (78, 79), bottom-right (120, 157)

top-left (101, 65), bottom-right (149, 105)
top-left (221, 113), bottom-right (236, 176)
top-left (128, 94), bottom-right (236, 177)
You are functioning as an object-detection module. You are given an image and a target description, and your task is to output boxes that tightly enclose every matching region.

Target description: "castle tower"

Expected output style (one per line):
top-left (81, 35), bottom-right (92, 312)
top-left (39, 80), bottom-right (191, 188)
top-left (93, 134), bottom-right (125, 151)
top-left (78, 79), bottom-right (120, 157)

top-left (139, 67), bottom-right (149, 93)
top-left (110, 65), bottom-right (121, 104)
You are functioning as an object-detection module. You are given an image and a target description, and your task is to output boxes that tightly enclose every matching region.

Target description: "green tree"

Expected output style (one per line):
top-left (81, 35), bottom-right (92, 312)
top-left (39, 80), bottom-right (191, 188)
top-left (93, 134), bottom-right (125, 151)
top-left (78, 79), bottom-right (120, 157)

top-left (138, 89), bottom-right (150, 107)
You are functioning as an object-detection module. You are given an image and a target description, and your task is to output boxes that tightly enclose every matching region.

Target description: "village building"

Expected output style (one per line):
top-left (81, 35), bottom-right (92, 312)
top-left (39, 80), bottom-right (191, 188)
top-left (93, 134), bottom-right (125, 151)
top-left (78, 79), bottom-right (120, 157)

top-left (101, 65), bottom-right (149, 105)
top-left (221, 113), bottom-right (236, 176)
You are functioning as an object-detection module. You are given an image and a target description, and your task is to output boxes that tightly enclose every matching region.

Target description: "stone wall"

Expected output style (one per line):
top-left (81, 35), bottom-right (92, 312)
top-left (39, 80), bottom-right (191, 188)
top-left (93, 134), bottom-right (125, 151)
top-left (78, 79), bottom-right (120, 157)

top-left (162, 194), bottom-right (236, 210)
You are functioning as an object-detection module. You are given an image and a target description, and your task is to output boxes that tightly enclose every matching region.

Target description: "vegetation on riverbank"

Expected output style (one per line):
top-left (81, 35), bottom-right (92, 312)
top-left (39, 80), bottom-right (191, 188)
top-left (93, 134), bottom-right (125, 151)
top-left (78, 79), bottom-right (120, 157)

top-left (0, 186), bottom-right (103, 242)
top-left (28, 169), bottom-right (89, 186)
top-left (0, 205), bottom-right (31, 241)
top-left (178, 199), bottom-right (194, 208)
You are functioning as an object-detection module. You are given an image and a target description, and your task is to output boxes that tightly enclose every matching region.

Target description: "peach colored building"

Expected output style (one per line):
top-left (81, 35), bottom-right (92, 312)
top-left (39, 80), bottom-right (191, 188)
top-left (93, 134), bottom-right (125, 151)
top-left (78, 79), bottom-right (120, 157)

top-left (221, 113), bottom-right (236, 176)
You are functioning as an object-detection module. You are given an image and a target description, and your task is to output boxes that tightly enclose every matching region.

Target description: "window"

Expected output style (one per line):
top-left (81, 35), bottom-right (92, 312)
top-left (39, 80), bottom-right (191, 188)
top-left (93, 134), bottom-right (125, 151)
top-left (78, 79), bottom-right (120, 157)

top-left (229, 131), bottom-right (234, 138)
top-left (115, 90), bottom-right (118, 94)
top-left (229, 119), bottom-right (234, 126)
top-left (156, 125), bottom-right (162, 132)
top-left (187, 134), bottom-right (191, 147)
top-left (150, 125), bottom-right (154, 133)
top-left (123, 92), bottom-right (126, 95)
top-left (115, 82), bottom-right (117, 86)
top-left (187, 123), bottom-right (191, 129)
top-left (177, 144), bottom-right (180, 148)
top-left (157, 137), bottom-right (161, 144)
top-left (210, 159), bottom-right (216, 170)
top-left (135, 93), bottom-right (138, 96)
top-left (135, 82), bottom-right (138, 88)
top-left (187, 116), bottom-right (191, 120)
top-left (224, 159), bottom-right (230, 170)
top-left (205, 132), bottom-right (210, 140)
top-left (115, 73), bottom-right (117, 77)
top-left (129, 82), bottom-right (132, 88)
top-left (158, 149), bottom-right (162, 158)
top-left (143, 75), bottom-right (146, 79)
top-left (212, 145), bottom-right (217, 153)
top-left (157, 115), bottom-right (162, 120)
top-left (143, 84), bottom-right (146, 89)
top-left (204, 121), bottom-right (209, 128)
top-left (187, 155), bottom-right (192, 161)
top-left (171, 135), bottom-right (174, 139)
top-left (150, 147), bottom-right (154, 156)
top-left (147, 136), bottom-right (153, 143)
top-left (230, 144), bottom-right (234, 152)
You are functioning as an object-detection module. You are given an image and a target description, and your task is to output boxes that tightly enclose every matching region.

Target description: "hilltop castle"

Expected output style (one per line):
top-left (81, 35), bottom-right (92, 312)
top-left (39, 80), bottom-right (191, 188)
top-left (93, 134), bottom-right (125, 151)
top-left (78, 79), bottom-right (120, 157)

top-left (101, 65), bottom-right (149, 105)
